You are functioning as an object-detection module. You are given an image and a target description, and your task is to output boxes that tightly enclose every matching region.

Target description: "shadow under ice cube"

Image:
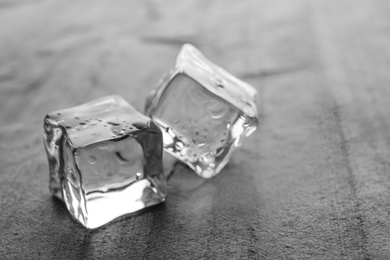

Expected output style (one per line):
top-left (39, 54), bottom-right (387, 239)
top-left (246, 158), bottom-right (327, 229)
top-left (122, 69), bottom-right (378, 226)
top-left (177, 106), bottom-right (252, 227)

top-left (145, 44), bottom-right (258, 178)
top-left (43, 95), bottom-right (166, 229)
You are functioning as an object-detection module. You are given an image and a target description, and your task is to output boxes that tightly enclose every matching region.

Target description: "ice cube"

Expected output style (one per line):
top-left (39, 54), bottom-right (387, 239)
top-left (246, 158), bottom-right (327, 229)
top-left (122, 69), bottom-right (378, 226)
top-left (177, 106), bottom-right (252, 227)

top-left (43, 95), bottom-right (166, 229)
top-left (145, 44), bottom-right (258, 178)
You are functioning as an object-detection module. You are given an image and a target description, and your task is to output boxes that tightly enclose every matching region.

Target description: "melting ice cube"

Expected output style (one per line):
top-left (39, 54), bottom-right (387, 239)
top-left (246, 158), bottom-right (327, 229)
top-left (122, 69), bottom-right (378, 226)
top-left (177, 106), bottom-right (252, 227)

top-left (43, 95), bottom-right (166, 229)
top-left (145, 44), bottom-right (258, 178)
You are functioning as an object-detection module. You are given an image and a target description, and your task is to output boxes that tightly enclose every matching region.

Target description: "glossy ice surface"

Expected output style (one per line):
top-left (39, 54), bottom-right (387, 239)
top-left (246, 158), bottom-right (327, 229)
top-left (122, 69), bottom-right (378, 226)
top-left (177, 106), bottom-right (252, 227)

top-left (43, 96), bottom-right (166, 229)
top-left (146, 44), bottom-right (258, 178)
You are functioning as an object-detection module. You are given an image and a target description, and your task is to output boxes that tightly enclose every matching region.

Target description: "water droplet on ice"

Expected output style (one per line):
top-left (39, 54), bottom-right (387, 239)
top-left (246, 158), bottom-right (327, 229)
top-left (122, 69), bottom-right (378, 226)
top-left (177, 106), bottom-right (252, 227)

top-left (175, 142), bottom-right (184, 150)
top-left (213, 78), bottom-right (224, 88)
top-left (216, 147), bottom-right (225, 156)
top-left (208, 102), bottom-right (226, 119)
top-left (132, 121), bottom-right (147, 129)
top-left (88, 155), bottom-right (97, 165)
top-left (98, 143), bottom-right (108, 149)
top-left (107, 121), bottom-right (120, 126)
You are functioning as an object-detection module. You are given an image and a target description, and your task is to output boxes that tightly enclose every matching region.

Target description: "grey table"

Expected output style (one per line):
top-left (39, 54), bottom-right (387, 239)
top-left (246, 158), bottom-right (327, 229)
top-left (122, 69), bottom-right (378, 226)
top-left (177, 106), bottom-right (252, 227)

top-left (1, 0), bottom-right (390, 259)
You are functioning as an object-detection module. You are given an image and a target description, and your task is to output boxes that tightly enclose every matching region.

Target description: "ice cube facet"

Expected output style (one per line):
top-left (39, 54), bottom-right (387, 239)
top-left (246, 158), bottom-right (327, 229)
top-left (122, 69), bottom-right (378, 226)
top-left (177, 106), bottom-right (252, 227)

top-left (145, 44), bottom-right (258, 178)
top-left (43, 95), bottom-right (166, 229)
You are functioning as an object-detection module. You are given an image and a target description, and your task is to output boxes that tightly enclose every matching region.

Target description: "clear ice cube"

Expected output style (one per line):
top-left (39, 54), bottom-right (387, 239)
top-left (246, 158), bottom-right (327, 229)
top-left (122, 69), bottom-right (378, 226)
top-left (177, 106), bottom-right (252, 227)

top-left (43, 95), bottom-right (166, 229)
top-left (145, 44), bottom-right (258, 178)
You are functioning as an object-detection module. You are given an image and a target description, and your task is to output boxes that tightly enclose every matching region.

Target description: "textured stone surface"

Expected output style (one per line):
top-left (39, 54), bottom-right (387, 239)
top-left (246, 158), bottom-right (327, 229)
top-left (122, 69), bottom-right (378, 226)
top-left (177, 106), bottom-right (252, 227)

top-left (1, 0), bottom-right (390, 259)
